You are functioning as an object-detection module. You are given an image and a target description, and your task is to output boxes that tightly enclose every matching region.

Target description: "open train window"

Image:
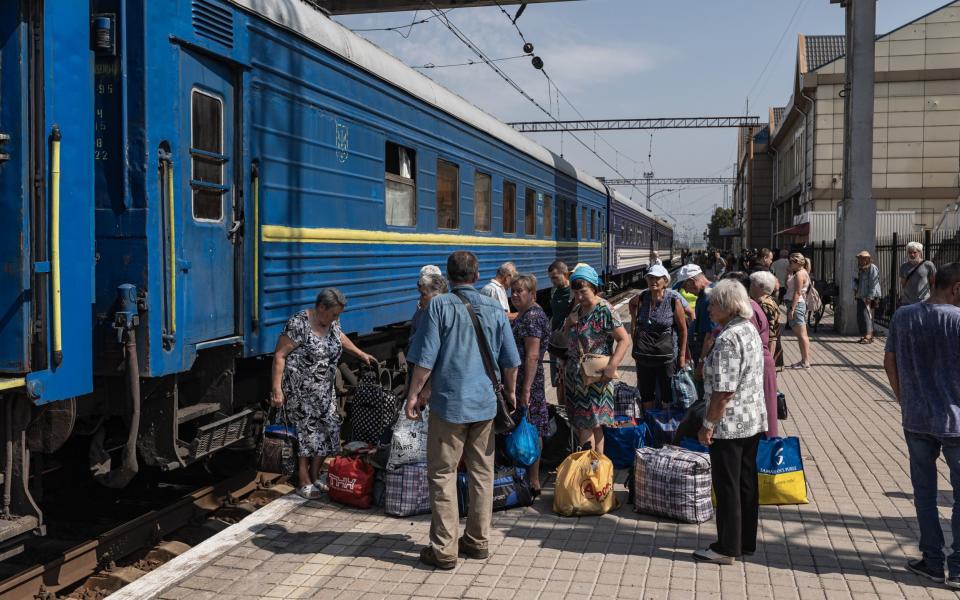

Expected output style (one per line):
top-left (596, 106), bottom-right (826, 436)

top-left (385, 142), bottom-right (416, 226)
top-left (474, 171), bottom-right (491, 232)
top-left (543, 195), bottom-right (552, 238)
top-left (190, 89), bottom-right (225, 222)
top-left (436, 159), bottom-right (459, 229)
top-left (524, 188), bottom-right (536, 236)
top-left (503, 181), bottom-right (516, 234)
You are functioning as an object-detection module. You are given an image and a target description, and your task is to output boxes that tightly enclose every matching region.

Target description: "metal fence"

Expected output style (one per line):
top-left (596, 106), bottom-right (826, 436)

top-left (803, 228), bottom-right (960, 328)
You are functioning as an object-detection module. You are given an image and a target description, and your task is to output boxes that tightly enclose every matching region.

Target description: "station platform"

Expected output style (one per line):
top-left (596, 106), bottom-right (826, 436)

top-left (111, 307), bottom-right (955, 600)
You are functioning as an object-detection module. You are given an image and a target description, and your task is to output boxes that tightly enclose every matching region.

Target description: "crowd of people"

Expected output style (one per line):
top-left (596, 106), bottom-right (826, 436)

top-left (265, 243), bottom-right (960, 587)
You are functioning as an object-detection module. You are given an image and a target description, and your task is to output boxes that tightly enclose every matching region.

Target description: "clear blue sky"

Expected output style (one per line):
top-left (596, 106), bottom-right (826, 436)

top-left (336, 0), bottom-right (951, 241)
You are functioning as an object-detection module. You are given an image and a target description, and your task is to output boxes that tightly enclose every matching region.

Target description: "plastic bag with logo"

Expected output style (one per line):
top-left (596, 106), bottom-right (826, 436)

top-left (327, 455), bottom-right (375, 509)
top-left (552, 449), bottom-right (619, 517)
top-left (386, 404), bottom-right (430, 471)
top-left (757, 436), bottom-right (808, 505)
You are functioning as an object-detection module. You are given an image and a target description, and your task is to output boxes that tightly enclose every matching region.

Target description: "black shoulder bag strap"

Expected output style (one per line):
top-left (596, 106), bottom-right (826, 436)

top-left (453, 291), bottom-right (515, 433)
top-left (905, 261), bottom-right (924, 283)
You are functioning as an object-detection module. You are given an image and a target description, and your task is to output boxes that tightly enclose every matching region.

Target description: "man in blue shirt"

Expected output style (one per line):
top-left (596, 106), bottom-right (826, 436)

top-left (405, 251), bottom-right (520, 570)
top-left (885, 262), bottom-right (960, 588)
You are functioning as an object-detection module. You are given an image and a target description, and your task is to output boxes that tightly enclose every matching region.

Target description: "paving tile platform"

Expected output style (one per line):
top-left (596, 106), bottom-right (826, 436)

top-left (110, 306), bottom-right (960, 600)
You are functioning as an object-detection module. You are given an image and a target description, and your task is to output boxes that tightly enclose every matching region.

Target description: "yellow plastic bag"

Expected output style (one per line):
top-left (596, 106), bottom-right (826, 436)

top-left (553, 450), bottom-right (619, 516)
top-left (757, 437), bottom-right (809, 505)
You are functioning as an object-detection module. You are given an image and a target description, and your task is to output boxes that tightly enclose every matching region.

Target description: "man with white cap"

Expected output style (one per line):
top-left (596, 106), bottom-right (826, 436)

top-left (675, 264), bottom-right (715, 368)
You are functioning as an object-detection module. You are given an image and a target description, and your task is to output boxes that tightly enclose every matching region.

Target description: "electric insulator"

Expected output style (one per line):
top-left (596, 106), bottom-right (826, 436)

top-left (532, 56), bottom-right (544, 70)
top-left (523, 42), bottom-right (534, 54)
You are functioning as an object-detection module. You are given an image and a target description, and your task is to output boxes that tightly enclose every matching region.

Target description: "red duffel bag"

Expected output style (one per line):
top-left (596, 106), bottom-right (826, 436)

top-left (327, 456), bottom-right (375, 509)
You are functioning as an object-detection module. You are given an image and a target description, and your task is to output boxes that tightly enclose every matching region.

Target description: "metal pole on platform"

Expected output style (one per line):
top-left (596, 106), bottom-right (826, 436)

top-left (835, 0), bottom-right (877, 335)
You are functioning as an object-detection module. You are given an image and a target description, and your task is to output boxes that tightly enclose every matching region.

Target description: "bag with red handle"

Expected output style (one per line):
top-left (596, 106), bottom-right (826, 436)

top-left (327, 455), bottom-right (375, 509)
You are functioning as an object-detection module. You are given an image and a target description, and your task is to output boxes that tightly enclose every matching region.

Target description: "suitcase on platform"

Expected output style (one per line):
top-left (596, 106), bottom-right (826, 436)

top-left (457, 466), bottom-right (532, 516)
top-left (633, 446), bottom-right (713, 523)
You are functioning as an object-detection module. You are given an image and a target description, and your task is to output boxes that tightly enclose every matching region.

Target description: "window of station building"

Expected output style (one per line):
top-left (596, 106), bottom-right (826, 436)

top-left (385, 142), bottom-right (417, 226)
top-left (436, 159), bottom-right (459, 229)
top-left (474, 171), bottom-right (492, 232)
top-left (503, 180), bottom-right (517, 234)
top-left (191, 89), bottom-right (225, 221)
top-left (543, 195), bottom-right (553, 238)
top-left (524, 188), bottom-right (537, 236)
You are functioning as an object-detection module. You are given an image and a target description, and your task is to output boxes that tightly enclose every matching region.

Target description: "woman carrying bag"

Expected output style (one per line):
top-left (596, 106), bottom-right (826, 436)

top-left (563, 264), bottom-right (630, 455)
top-left (629, 264), bottom-right (688, 410)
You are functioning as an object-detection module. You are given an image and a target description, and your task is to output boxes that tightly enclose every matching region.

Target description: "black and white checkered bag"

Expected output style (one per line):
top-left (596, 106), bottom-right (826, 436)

top-left (384, 463), bottom-right (431, 517)
top-left (633, 446), bottom-right (713, 523)
top-left (614, 382), bottom-right (641, 419)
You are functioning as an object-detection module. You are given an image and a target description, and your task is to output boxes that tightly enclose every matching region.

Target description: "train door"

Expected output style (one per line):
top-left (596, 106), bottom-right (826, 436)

top-left (177, 50), bottom-right (237, 344)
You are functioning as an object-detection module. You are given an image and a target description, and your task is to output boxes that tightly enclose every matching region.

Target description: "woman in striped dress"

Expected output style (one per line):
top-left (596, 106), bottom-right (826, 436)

top-left (563, 265), bottom-right (630, 454)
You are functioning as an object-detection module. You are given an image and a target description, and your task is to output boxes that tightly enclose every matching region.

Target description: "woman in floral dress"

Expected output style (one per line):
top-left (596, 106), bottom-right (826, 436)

top-left (563, 265), bottom-right (630, 454)
top-left (510, 274), bottom-right (550, 496)
top-left (270, 288), bottom-right (375, 499)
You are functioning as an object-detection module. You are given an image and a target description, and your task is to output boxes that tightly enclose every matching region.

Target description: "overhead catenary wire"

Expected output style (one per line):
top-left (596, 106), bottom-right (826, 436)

top-left (351, 9), bottom-right (452, 37)
top-left (745, 0), bottom-right (811, 104)
top-left (410, 54), bottom-right (531, 69)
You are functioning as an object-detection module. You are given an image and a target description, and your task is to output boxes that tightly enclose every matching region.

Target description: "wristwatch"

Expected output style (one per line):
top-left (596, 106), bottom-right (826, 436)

top-left (701, 418), bottom-right (717, 430)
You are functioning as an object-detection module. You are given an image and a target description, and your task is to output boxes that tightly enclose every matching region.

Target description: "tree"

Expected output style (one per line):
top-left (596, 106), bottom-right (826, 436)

top-left (707, 207), bottom-right (735, 249)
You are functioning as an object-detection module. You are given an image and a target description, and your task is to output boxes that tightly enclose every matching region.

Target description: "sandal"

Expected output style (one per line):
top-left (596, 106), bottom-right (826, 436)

top-left (789, 362), bottom-right (811, 370)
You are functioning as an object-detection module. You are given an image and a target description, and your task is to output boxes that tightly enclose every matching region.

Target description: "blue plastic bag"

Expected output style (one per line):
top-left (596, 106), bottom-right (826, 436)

top-left (679, 437), bottom-right (709, 454)
top-left (602, 420), bottom-right (648, 469)
top-left (643, 408), bottom-right (684, 448)
top-left (671, 365), bottom-right (698, 409)
top-left (504, 407), bottom-right (541, 466)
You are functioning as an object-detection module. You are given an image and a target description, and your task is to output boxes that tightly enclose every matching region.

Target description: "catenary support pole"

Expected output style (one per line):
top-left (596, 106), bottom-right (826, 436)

top-left (835, 0), bottom-right (877, 335)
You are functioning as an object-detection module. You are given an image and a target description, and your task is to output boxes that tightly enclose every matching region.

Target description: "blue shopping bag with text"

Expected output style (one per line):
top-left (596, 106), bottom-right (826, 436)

top-left (602, 419), bottom-right (649, 469)
top-left (756, 436), bottom-right (809, 505)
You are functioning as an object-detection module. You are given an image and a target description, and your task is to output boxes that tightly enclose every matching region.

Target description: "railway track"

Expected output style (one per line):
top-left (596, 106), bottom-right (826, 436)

top-left (0, 469), bottom-right (288, 600)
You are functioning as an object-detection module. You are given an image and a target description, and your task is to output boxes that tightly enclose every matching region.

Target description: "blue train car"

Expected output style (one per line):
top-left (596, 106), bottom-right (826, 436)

top-left (0, 0), bottom-right (667, 550)
top-left (607, 191), bottom-right (674, 286)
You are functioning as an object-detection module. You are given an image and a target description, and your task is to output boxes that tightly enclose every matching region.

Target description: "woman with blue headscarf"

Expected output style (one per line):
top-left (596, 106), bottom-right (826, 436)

top-left (563, 264), bottom-right (630, 453)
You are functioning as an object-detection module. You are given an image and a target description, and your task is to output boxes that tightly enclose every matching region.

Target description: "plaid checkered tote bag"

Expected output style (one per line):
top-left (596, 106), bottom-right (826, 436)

top-left (384, 463), bottom-right (431, 517)
top-left (633, 445), bottom-right (713, 523)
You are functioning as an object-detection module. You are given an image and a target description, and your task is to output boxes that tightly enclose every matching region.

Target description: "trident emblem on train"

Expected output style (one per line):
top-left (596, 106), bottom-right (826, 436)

top-left (336, 122), bottom-right (349, 163)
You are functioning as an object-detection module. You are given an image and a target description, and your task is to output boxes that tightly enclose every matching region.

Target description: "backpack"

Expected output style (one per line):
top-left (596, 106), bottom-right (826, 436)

top-left (631, 291), bottom-right (677, 366)
top-left (805, 280), bottom-right (822, 316)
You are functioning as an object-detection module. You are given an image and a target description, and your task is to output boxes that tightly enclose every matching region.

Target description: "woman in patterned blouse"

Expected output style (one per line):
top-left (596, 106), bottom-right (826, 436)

top-left (270, 288), bottom-right (376, 499)
top-left (510, 274), bottom-right (551, 496)
top-left (693, 280), bottom-right (767, 566)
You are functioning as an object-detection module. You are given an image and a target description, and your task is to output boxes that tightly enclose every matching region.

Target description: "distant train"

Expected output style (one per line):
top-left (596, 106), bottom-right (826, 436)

top-left (0, 0), bottom-right (671, 550)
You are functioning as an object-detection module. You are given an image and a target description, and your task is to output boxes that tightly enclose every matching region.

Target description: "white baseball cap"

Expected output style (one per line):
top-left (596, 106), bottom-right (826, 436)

top-left (674, 264), bottom-right (703, 284)
top-left (646, 264), bottom-right (670, 280)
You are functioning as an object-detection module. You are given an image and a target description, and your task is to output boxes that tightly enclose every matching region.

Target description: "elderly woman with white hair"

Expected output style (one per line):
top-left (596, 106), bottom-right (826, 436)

top-left (693, 279), bottom-right (767, 565)
top-left (899, 241), bottom-right (937, 306)
top-left (750, 271), bottom-right (781, 437)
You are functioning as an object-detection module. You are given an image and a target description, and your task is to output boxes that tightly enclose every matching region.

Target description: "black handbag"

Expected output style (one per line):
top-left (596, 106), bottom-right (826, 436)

top-left (777, 391), bottom-right (788, 420)
top-left (454, 292), bottom-right (516, 434)
top-left (349, 368), bottom-right (402, 445)
top-left (632, 292), bottom-right (676, 366)
top-left (258, 406), bottom-right (298, 475)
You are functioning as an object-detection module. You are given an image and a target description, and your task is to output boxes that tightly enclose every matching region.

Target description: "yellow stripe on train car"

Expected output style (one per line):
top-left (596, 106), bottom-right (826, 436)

top-left (260, 225), bottom-right (602, 249)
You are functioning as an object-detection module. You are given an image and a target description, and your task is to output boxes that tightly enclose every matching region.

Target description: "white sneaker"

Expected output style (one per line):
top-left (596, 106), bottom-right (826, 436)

top-left (692, 547), bottom-right (736, 565)
top-left (297, 484), bottom-right (321, 499)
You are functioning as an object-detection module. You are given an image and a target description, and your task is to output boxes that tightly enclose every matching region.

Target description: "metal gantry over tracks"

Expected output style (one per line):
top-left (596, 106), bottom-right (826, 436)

top-left (507, 116), bottom-right (761, 132)
top-left (600, 177), bottom-right (736, 186)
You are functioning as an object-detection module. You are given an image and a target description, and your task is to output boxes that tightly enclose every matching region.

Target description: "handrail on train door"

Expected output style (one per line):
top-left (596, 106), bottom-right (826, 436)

top-left (50, 126), bottom-right (63, 367)
top-left (159, 147), bottom-right (176, 348)
top-left (251, 160), bottom-right (260, 331)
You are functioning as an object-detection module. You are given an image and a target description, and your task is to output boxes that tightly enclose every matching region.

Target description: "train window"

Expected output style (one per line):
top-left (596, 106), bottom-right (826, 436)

top-left (436, 159), bottom-right (459, 229)
top-left (503, 181), bottom-right (516, 234)
top-left (524, 188), bottom-right (537, 236)
top-left (558, 199), bottom-right (566, 239)
top-left (570, 203), bottom-right (577, 239)
top-left (543, 195), bottom-right (552, 238)
top-left (590, 210), bottom-right (596, 240)
top-left (385, 142), bottom-right (417, 226)
top-left (190, 90), bottom-right (225, 221)
top-left (581, 207), bottom-right (587, 239)
top-left (474, 171), bottom-right (492, 232)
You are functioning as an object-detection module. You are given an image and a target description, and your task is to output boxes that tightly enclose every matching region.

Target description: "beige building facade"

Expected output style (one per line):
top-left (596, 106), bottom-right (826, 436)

top-left (767, 1), bottom-right (960, 247)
